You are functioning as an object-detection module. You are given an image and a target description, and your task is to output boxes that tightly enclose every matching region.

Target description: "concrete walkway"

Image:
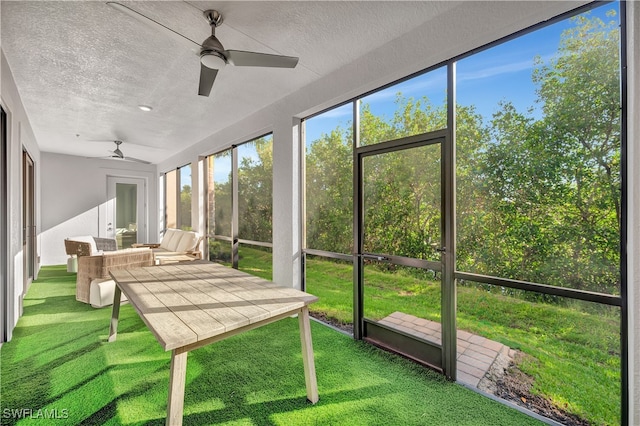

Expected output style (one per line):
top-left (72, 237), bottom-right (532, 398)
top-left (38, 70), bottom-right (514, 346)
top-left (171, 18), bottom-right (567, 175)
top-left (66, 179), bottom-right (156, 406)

top-left (378, 311), bottom-right (515, 388)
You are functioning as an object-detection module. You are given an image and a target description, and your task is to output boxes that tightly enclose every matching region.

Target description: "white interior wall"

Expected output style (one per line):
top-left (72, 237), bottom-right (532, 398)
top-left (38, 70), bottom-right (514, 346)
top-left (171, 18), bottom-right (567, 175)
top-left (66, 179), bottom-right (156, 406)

top-left (1, 50), bottom-right (41, 340)
top-left (39, 152), bottom-right (157, 266)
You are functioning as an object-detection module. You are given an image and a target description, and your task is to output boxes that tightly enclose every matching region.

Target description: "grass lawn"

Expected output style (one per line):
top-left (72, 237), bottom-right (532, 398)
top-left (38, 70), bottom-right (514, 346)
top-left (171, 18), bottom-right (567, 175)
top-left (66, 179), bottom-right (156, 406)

top-left (209, 243), bottom-right (273, 281)
top-left (0, 266), bottom-right (545, 425)
top-left (300, 252), bottom-right (621, 426)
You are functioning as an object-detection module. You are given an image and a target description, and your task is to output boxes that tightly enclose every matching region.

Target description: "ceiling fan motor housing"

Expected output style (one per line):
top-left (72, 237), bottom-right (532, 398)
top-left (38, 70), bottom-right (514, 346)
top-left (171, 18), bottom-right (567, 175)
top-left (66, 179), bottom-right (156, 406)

top-left (200, 19), bottom-right (226, 70)
top-left (200, 35), bottom-right (226, 69)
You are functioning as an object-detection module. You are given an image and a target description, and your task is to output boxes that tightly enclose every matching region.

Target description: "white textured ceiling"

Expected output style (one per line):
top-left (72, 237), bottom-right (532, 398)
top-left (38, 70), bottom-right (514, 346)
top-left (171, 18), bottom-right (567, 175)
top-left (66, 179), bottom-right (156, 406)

top-left (1, 1), bottom-right (463, 164)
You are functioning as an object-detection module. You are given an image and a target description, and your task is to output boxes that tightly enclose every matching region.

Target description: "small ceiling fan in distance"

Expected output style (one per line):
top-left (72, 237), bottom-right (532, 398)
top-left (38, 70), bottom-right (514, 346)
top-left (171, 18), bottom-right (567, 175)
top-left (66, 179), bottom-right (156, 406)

top-left (91, 140), bottom-right (151, 164)
top-left (106, 2), bottom-right (299, 97)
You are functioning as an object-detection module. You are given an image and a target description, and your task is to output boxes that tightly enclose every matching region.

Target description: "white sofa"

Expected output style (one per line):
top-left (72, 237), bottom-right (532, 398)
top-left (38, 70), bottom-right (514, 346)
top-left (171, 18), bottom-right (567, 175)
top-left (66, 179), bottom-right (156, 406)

top-left (133, 228), bottom-right (203, 264)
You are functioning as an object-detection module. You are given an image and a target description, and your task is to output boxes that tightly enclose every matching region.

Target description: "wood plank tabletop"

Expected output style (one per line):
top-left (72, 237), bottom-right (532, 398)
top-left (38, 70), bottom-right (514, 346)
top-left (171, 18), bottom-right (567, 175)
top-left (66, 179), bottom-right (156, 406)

top-left (110, 262), bottom-right (318, 351)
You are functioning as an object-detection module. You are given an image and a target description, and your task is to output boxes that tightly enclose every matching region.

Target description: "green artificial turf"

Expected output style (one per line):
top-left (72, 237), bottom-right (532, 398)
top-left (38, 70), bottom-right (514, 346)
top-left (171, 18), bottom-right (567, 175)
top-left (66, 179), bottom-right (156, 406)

top-left (0, 266), bottom-right (544, 425)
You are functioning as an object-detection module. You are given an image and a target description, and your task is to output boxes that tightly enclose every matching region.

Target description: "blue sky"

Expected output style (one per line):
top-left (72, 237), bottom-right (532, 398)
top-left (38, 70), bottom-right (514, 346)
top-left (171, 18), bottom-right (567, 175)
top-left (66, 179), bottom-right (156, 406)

top-left (180, 164), bottom-right (192, 190)
top-left (211, 136), bottom-right (270, 183)
top-left (305, 1), bottom-right (619, 145)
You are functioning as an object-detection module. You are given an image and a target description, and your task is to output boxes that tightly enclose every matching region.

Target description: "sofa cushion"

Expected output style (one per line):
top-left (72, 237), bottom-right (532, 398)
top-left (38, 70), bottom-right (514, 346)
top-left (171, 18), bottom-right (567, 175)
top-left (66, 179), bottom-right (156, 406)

top-left (90, 278), bottom-right (127, 308)
top-left (174, 231), bottom-right (199, 252)
top-left (68, 235), bottom-right (100, 255)
top-left (168, 230), bottom-right (185, 251)
top-left (160, 229), bottom-right (179, 250)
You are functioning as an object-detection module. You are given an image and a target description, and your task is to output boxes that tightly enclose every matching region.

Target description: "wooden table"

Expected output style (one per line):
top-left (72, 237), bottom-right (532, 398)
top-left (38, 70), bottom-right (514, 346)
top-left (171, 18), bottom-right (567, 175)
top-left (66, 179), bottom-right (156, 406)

top-left (107, 261), bottom-right (319, 425)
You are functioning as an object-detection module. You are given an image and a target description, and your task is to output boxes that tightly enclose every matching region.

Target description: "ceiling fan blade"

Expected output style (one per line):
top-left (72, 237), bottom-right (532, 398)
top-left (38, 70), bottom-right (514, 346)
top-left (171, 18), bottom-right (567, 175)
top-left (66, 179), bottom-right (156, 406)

top-left (123, 156), bottom-right (152, 165)
top-left (198, 64), bottom-right (218, 97)
top-left (107, 2), bottom-right (200, 51)
top-left (225, 50), bottom-right (299, 68)
top-left (87, 139), bottom-right (161, 149)
top-left (96, 155), bottom-right (151, 164)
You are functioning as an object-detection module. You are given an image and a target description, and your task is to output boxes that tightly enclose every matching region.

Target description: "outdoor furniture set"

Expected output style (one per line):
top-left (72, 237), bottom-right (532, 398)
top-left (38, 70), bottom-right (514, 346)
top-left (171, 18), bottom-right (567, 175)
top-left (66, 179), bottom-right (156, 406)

top-left (66, 237), bottom-right (320, 425)
top-left (64, 229), bottom-right (202, 308)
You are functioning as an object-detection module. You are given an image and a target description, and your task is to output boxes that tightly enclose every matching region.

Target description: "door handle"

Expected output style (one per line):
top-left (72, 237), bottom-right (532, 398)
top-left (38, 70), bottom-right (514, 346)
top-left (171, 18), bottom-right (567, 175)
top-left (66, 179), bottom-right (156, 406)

top-left (361, 254), bottom-right (390, 262)
top-left (430, 243), bottom-right (445, 253)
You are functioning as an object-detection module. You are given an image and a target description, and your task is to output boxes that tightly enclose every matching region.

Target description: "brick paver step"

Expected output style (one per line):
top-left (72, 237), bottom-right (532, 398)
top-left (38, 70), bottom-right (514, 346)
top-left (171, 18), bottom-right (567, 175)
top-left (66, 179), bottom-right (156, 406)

top-left (379, 312), bottom-right (513, 389)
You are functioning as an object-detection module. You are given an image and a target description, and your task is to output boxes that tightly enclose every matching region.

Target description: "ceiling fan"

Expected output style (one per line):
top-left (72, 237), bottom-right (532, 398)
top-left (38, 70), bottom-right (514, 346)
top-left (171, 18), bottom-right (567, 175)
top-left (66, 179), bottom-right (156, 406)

top-left (99, 140), bottom-right (151, 164)
top-left (106, 2), bottom-right (299, 97)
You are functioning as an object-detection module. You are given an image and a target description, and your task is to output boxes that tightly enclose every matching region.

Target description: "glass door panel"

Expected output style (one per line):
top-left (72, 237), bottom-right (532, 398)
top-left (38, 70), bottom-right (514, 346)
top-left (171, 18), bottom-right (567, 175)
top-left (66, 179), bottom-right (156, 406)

top-left (362, 145), bottom-right (441, 261)
top-left (115, 183), bottom-right (138, 249)
top-left (106, 176), bottom-right (146, 249)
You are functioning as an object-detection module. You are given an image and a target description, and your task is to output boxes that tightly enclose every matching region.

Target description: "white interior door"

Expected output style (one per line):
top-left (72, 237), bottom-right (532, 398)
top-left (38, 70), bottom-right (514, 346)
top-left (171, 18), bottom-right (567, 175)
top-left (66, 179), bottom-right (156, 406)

top-left (106, 176), bottom-right (147, 249)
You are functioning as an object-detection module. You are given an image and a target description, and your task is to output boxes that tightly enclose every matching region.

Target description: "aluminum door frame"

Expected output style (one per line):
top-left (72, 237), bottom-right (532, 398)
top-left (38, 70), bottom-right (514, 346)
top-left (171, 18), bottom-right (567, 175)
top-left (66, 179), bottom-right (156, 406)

top-left (353, 128), bottom-right (456, 379)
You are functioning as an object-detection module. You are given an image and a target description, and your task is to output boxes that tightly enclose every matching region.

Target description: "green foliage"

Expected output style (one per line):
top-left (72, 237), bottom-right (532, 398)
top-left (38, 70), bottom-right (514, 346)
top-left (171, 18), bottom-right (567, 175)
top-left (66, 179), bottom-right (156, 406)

top-left (209, 239), bottom-right (232, 264)
top-left (209, 137), bottom-right (273, 242)
top-left (304, 10), bottom-right (621, 295)
top-left (207, 10), bottom-right (623, 424)
top-left (305, 126), bottom-right (354, 253)
top-left (238, 138), bottom-right (273, 242)
top-left (180, 184), bottom-right (192, 230)
top-left (210, 153), bottom-right (232, 237)
top-left (460, 11), bottom-right (621, 293)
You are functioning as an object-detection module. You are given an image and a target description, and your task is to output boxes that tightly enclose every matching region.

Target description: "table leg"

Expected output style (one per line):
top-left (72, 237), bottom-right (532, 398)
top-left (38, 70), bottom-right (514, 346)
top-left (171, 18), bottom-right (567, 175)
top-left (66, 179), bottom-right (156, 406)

top-left (108, 285), bottom-right (122, 343)
top-left (166, 348), bottom-right (188, 426)
top-left (298, 306), bottom-right (319, 403)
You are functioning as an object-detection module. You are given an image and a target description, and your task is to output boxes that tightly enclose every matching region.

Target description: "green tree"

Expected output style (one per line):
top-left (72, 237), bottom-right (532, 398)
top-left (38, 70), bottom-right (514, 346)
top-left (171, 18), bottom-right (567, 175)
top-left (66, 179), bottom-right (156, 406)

top-left (468, 10), bottom-right (621, 294)
top-left (306, 125), bottom-right (353, 253)
top-left (180, 184), bottom-right (192, 230)
top-left (533, 10), bottom-right (621, 293)
top-left (238, 137), bottom-right (273, 243)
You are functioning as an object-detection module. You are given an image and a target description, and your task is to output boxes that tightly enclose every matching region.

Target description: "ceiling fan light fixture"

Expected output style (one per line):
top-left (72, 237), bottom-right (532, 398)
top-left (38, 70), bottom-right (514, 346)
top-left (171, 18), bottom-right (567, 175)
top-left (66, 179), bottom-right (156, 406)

top-left (200, 51), bottom-right (226, 70)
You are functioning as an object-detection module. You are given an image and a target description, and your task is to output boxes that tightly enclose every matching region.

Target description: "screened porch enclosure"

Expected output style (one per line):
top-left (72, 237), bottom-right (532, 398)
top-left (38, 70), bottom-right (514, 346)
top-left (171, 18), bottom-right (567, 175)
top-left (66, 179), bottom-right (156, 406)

top-left (300, 2), bottom-right (624, 424)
